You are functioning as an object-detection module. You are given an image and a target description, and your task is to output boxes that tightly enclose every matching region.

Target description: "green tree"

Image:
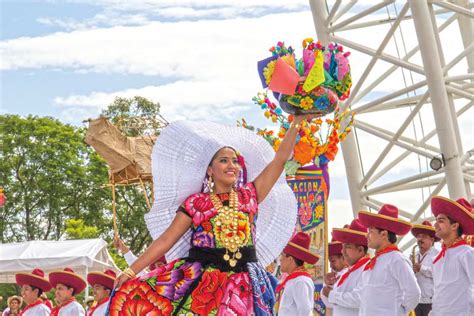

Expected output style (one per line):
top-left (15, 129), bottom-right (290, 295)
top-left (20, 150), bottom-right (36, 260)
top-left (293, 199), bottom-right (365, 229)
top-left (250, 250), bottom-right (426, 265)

top-left (101, 96), bottom-right (167, 137)
top-left (64, 219), bottom-right (99, 239)
top-left (0, 115), bottom-right (110, 242)
top-left (97, 97), bottom-right (168, 256)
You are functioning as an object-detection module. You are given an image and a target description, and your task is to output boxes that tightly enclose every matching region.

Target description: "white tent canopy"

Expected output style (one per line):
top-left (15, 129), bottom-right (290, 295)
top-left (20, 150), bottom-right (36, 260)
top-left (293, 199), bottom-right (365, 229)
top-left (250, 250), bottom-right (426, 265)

top-left (0, 238), bottom-right (119, 284)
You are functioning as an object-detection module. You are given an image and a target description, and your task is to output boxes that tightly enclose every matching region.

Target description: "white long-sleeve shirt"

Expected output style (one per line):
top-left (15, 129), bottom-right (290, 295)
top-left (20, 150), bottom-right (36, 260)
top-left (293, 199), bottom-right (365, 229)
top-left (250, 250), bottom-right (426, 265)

top-left (89, 300), bottom-right (108, 316)
top-left (431, 244), bottom-right (474, 316)
top-left (325, 250), bottom-right (420, 316)
top-left (322, 268), bottom-right (348, 316)
top-left (324, 258), bottom-right (369, 316)
top-left (57, 300), bottom-right (85, 316)
top-left (414, 247), bottom-right (438, 304)
top-left (277, 275), bottom-right (314, 316)
top-left (7, 303), bottom-right (50, 316)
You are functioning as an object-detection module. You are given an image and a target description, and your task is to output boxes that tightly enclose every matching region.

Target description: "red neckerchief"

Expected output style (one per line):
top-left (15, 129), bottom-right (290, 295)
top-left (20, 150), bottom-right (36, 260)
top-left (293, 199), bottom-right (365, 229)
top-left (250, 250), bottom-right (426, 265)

top-left (337, 256), bottom-right (371, 287)
top-left (364, 245), bottom-right (400, 271)
top-left (89, 297), bottom-right (109, 316)
top-left (51, 297), bottom-right (76, 316)
top-left (276, 269), bottom-right (312, 294)
top-left (19, 299), bottom-right (44, 316)
top-left (433, 239), bottom-right (468, 264)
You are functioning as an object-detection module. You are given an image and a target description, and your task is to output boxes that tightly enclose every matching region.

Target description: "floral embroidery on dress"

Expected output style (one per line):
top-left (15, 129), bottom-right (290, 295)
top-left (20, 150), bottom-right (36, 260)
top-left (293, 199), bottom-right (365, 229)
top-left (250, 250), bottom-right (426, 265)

top-left (108, 182), bottom-right (274, 316)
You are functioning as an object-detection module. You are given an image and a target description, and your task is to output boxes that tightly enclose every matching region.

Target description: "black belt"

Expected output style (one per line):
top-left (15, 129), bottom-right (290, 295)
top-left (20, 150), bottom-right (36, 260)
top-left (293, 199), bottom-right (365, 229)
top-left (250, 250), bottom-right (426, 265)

top-left (187, 246), bottom-right (257, 272)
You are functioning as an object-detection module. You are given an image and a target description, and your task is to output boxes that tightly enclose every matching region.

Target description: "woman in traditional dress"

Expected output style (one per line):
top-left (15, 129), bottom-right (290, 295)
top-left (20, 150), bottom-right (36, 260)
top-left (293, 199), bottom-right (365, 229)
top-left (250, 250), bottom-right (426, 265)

top-left (109, 117), bottom-right (307, 316)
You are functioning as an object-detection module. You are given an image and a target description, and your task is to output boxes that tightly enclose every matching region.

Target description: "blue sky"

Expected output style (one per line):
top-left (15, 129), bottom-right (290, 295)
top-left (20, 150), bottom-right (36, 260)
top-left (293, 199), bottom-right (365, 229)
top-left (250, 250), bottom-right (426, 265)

top-left (1, 1), bottom-right (472, 238)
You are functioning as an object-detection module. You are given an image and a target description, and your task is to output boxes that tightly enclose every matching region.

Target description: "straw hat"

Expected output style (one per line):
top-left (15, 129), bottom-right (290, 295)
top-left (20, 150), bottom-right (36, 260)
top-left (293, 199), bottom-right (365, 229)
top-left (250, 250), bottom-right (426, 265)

top-left (411, 220), bottom-right (440, 242)
top-left (283, 232), bottom-right (319, 264)
top-left (7, 295), bottom-right (22, 307)
top-left (15, 268), bottom-right (52, 292)
top-left (431, 196), bottom-right (474, 235)
top-left (328, 240), bottom-right (343, 256)
top-left (144, 120), bottom-right (297, 266)
top-left (359, 204), bottom-right (412, 236)
top-left (49, 268), bottom-right (86, 295)
top-left (87, 270), bottom-right (116, 290)
top-left (332, 218), bottom-right (368, 246)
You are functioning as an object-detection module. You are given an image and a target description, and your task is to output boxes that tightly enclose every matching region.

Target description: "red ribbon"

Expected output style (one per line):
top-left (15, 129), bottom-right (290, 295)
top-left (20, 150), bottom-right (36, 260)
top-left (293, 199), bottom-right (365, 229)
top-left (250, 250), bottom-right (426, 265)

top-left (364, 245), bottom-right (400, 271)
top-left (19, 299), bottom-right (45, 316)
top-left (89, 297), bottom-right (109, 316)
top-left (433, 239), bottom-right (468, 264)
top-left (337, 256), bottom-right (371, 286)
top-left (51, 297), bottom-right (76, 316)
top-left (276, 270), bottom-right (312, 294)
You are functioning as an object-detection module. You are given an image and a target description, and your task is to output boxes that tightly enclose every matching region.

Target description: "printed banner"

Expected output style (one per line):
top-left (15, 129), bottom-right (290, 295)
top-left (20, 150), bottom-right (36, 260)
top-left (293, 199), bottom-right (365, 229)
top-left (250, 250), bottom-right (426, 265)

top-left (286, 164), bottom-right (329, 316)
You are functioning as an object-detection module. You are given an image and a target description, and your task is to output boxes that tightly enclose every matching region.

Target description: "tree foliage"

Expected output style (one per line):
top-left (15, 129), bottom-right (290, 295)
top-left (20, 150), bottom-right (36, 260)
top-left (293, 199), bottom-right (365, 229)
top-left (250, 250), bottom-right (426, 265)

top-left (0, 97), bottom-right (164, 291)
top-left (0, 115), bottom-right (110, 242)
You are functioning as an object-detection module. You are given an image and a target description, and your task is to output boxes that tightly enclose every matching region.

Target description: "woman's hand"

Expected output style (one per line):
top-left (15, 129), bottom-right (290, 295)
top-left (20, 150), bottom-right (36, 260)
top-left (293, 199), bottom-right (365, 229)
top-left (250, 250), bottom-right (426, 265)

top-left (114, 272), bottom-right (132, 289)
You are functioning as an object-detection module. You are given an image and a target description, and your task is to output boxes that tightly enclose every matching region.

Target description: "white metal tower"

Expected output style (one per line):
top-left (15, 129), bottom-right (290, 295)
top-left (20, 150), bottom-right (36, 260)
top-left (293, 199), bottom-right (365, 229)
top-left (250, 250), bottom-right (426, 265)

top-left (309, 0), bottom-right (473, 249)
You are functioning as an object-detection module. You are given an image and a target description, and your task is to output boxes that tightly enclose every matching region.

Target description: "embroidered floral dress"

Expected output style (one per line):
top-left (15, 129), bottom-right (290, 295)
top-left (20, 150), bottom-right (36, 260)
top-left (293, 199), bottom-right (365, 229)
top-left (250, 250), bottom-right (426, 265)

top-left (108, 182), bottom-right (275, 316)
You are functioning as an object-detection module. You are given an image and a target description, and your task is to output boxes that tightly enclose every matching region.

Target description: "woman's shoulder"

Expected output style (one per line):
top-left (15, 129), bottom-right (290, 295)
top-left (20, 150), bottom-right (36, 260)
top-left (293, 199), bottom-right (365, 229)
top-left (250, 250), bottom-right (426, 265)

top-left (238, 182), bottom-right (258, 214)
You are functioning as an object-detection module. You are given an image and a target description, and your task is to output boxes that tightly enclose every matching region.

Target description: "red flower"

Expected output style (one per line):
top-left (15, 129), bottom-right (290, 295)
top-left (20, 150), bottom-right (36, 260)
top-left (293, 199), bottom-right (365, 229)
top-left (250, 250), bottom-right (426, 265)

top-left (218, 273), bottom-right (253, 316)
top-left (202, 221), bottom-right (212, 232)
top-left (184, 193), bottom-right (217, 226)
top-left (238, 185), bottom-right (257, 214)
top-left (147, 290), bottom-right (173, 315)
top-left (191, 270), bottom-right (228, 315)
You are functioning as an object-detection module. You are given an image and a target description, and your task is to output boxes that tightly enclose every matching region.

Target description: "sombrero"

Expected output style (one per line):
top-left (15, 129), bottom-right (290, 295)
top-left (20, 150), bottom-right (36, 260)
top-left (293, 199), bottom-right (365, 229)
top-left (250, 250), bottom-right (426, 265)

top-left (332, 218), bottom-right (368, 246)
top-left (328, 239), bottom-right (343, 256)
top-left (145, 120), bottom-right (298, 266)
top-left (283, 232), bottom-right (319, 264)
top-left (431, 196), bottom-right (474, 235)
top-left (49, 268), bottom-right (86, 294)
top-left (359, 204), bottom-right (412, 236)
top-left (15, 268), bottom-right (52, 292)
top-left (411, 220), bottom-right (440, 241)
top-left (87, 269), bottom-right (116, 290)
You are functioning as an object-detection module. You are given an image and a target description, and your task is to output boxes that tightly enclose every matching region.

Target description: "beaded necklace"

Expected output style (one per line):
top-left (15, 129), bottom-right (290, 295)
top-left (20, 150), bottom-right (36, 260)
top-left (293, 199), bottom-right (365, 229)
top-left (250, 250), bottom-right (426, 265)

top-left (209, 189), bottom-right (247, 267)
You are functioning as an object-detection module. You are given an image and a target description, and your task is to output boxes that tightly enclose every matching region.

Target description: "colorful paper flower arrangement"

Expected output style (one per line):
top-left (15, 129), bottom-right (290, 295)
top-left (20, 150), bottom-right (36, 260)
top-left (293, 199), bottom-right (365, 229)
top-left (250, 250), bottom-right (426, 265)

top-left (239, 92), bottom-right (354, 176)
top-left (257, 38), bottom-right (352, 116)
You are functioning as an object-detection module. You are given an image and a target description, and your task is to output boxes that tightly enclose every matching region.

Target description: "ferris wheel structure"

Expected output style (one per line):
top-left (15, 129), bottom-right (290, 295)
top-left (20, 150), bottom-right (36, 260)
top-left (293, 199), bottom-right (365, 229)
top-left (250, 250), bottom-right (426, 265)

top-left (309, 0), bottom-right (474, 249)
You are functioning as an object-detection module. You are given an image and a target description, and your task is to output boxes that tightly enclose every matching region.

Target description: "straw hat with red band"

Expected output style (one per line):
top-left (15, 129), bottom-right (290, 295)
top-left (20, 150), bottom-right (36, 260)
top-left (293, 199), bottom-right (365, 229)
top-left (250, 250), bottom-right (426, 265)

top-left (15, 268), bottom-right (52, 292)
top-left (431, 196), bottom-right (474, 235)
top-left (283, 232), bottom-right (319, 265)
top-left (49, 268), bottom-right (86, 294)
top-left (411, 220), bottom-right (440, 242)
top-left (87, 270), bottom-right (117, 290)
top-left (358, 204), bottom-right (412, 236)
top-left (328, 239), bottom-right (343, 256)
top-left (332, 218), bottom-right (368, 246)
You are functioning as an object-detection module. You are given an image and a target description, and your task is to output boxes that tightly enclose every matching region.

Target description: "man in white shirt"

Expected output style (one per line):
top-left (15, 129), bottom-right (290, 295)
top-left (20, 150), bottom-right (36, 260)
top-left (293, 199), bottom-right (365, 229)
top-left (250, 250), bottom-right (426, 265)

top-left (322, 218), bottom-right (370, 316)
top-left (410, 220), bottom-right (439, 316)
top-left (430, 196), bottom-right (474, 316)
top-left (86, 270), bottom-right (116, 316)
top-left (275, 232), bottom-right (319, 316)
top-left (49, 268), bottom-right (86, 316)
top-left (15, 268), bottom-right (52, 316)
top-left (356, 204), bottom-right (421, 315)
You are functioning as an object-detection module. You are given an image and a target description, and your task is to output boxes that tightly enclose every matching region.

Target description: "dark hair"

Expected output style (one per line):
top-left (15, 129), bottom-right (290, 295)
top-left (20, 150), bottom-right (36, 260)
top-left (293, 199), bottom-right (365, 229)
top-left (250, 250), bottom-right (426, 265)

top-left (447, 217), bottom-right (463, 237)
top-left (360, 245), bottom-right (368, 254)
top-left (208, 146), bottom-right (238, 166)
top-left (31, 285), bottom-right (43, 296)
top-left (375, 227), bottom-right (397, 244)
top-left (291, 255), bottom-right (304, 267)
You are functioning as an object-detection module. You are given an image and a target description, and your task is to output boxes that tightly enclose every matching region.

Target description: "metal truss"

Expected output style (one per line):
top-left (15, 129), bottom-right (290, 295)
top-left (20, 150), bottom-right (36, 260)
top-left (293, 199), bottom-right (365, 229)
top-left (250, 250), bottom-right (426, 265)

top-left (309, 0), bottom-right (473, 249)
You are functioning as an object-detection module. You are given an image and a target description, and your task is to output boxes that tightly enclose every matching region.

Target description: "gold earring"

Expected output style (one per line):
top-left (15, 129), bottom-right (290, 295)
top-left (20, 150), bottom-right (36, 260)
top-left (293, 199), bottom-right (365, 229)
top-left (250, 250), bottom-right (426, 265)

top-left (208, 176), bottom-right (214, 193)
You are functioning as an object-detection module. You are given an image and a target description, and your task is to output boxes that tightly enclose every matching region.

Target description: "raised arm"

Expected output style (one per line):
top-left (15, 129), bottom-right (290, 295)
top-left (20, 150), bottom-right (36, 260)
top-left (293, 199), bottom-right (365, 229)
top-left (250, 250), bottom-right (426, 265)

top-left (115, 212), bottom-right (192, 287)
top-left (254, 115), bottom-right (307, 203)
